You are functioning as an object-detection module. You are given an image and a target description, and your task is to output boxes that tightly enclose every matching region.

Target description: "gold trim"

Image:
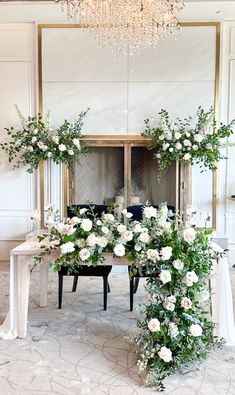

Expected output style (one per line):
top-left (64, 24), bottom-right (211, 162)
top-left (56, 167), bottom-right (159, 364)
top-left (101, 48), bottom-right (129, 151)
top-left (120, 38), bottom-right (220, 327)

top-left (63, 165), bottom-right (69, 217)
top-left (38, 22), bottom-right (220, 228)
top-left (39, 160), bottom-right (45, 228)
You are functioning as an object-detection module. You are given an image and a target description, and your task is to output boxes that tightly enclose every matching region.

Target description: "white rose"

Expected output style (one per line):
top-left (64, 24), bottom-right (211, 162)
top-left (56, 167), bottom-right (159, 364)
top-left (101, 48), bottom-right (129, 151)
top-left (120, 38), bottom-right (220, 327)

top-left (37, 141), bottom-right (44, 150)
top-left (122, 230), bottom-right (133, 242)
top-left (182, 270), bottom-right (199, 287)
top-left (117, 224), bottom-right (127, 234)
top-left (148, 318), bottom-right (160, 333)
top-left (96, 219), bottom-right (102, 226)
top-left (86, 234), bottom-right (97, 247)
top-left (181, 297), bottom-right (192, 310)
top-left (147, 249), bottom-right (159, 261)
top-left (163, 143), bottom-right (170, 150)
top-left (47, 152), bottom-right (52, 158)
top-left (133, 223), bottom-right (142, 233)
top-left (97, 236), bottom-right (108, 248)
top-left (183, 228), bottom-right (196, 244)
top-left (172, 259), bottom-right (184, 271)
top-left (159, 270), bottom-right (172, 284)
top-left (27, 146), bottom-right (34, 152)
top-left (57, 223), bottom-right (75, 236)
top-left (169, 147), bottom-right (173, 152)
top-left (102, 226), bottom-right (109, 235)
top-left (206, 143), bottom-right (213, 150)
top-left (159, 134), bottom-right (164, 140)
top-left (175, 142), bottom-right (182, 150)
top-left (139, 232), bottom-right (150, 244)
top-left (183, 139), bottom-right (191, 147)
top-left (183, 153), bottom-right (191, 161)
top-left (60, 242), bottom-right (75, 255)
top-left (81, 218), bottom-right (93, 232)
top-left (135, 245), bottom-right (142, 252)
top-left (75, 239), bottom-right (86, 248)
top-left (52, 135), bottom-right (59, 144)
top-left (189, 324), bottom-right (203, 337)
top-left (79, 248), bottom-right (90, 261)
top-left (80, 208), bottom-right (88, 215)
top-left (194, 134), bottom-right (203, 143)
top-left (59, 144), bottom-right (66, 152)
top-left (32, 136), bottom-right (37, 143)
top-left (156, 153), bottom-right (161, 159)
top-left (70, 216), bottom-right (80, 225)
top-left (114, 243), bottom-right (125, 257)
top-left (163, 299), bottom-right (175, 311)
top-left (126, 212), bottom-right (133, 219)
top-left (73, 138), bottom-right (81, 148)
top-left (160, 246), bottom-right (172, 261)
top-left (158, 347), bottom-right (172, 363)
top-left (143, 206), bottom-right (157, 219)
top-left (68, 149), bottom-right (74, 156)
top-left (169, 322), bottom-right (179, 338)
top-left (175, 132), bottom-right (181, 139)
top-left (192, 145), bottom-right (198, 151)
top-left (103, 213), bottom-right (115, 223)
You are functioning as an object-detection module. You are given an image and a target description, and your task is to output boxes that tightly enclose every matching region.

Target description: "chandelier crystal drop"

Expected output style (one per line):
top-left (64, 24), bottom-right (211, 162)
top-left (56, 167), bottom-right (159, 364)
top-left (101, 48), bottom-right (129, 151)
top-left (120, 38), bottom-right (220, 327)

top-left (55, 0), bottom-right (184, 54)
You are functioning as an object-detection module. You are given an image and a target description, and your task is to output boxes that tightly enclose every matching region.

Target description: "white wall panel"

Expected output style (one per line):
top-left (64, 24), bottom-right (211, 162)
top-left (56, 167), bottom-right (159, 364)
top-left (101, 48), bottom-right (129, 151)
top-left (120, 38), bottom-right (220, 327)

top-left (0, 24), bottom-right (32, 61)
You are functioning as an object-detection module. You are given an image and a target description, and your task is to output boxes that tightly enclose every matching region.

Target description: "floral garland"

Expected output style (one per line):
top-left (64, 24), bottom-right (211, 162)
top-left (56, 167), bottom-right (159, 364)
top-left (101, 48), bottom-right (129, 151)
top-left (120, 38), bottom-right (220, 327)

top-left (35, 204), bottom-right (224, 391)
top-left (142, 107), bottom-right (234, 181)
top-left (0, 106), bottom-right (88, 173)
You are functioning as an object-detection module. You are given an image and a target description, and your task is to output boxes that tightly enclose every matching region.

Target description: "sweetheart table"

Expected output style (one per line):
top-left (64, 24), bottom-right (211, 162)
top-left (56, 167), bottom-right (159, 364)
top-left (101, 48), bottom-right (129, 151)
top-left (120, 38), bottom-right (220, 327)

top-left (0, 240), bottom-right (234, 344)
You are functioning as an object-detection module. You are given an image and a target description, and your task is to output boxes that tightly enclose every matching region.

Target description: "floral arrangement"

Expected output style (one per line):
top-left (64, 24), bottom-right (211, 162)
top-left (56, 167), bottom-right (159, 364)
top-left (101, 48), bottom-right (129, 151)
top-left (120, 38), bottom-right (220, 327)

top-left (0, 106), bottom-right (88, 173)
top-left (35, 204), bottom-right (224, 390)
top-left (142, 107), bottom-right (234, 181)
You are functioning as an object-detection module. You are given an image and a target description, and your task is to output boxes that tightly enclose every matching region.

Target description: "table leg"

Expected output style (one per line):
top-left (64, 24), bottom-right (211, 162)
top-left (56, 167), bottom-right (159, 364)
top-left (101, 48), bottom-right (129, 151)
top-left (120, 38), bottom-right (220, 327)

top-left (17, 255), bottom-right (31, 338)
top-left (40, 260), bottom-right (49, 307)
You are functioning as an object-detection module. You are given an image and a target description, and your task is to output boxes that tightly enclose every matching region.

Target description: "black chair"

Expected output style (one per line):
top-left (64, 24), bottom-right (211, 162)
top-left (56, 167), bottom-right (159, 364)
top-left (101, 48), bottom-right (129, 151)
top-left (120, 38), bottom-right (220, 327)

top-left (127, 204), bottom-right (175, 311)
top-left (58, 204), bottom-right (112, 310)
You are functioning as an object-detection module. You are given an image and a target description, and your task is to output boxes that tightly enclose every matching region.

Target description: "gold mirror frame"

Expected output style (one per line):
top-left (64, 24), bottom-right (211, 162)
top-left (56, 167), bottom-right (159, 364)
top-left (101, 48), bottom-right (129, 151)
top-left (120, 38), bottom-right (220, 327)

top-left (38, 22), bottom-right (220, 229)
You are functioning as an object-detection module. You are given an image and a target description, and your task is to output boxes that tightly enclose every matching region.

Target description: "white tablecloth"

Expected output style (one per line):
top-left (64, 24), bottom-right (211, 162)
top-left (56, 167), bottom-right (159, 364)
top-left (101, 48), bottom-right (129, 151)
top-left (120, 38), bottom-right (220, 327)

top-left (0, 241), bottom-right (234, 344)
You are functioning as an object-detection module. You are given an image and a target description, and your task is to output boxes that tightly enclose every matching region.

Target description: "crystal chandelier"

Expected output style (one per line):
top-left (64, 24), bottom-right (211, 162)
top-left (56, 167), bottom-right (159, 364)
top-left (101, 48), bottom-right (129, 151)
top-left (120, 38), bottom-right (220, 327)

top-left (55, 0), bottom-right (184, 54)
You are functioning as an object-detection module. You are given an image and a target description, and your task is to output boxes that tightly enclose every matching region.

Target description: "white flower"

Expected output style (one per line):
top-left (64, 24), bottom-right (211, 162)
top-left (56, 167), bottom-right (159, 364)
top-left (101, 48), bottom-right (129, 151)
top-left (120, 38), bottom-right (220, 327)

top-left (37, 141), bottom-right (44, 150)
top-left (27, 146), bottom-right (34, 152)
top-left (194, 133), bottom-right (203, 143)
top-left (52, 135), bottom-right (59, 144)
top-left (59, 144), bottom-right (66, 152)
top-left (159, 270), bottom-right (172, 284)
top-left (175, 142), bottom-right (182, 150)
top-left (181, 297), bottom-right (192, 310)
top-left (114, 243), bottom-right (125, 257)
top-left (80, 208), bottom-right (88, 215)
top-left (97, 236), bottom-right (108, 248)
top-left (192, 145), bottom-right (198, 151)
top-left (163, 298), bottom-right (175, 311)
top-left (126, 212), bottom-right (133, 219)
top-left (103, 213), bottom-right (115, 223)
top-left (206, 143), bottom-right (213, 150)
top-left (86, 234), bottom-right (97, 247)
top-left (143, 206), bottom-right (157, 219)
top-left (139, 232), bottom-right (150, 244)
top-left (122, 209), bottom-right (127, 215)
top-left (148, 318), bottom-right (160, 333)
top-left (79, 248), bottom-right (90, 261)
top-left (196, 290), bottom-right (210, 304)
top-left (159, 134), bottom-right (164, 140)
top-left (102, 226), bottom-right (109, 235)
top-left (57, 223), bottom-right (76, 236)
top-left (165, 132), bottom-right (172, 140)
top-left (169, 322), bottom-right (179, 338)
top-left (182, 270), bottom-right (199, 287)
top-left (32, 136), bottom-right (37, 143)
top-left (33, 128), bottom-right (38, 135)
top-left (135, 245), bottom-right (142, 252)
top-left (160, 246), bottom-right (172, 261)
top-left (68, 149), bottom-right (74, 156)
top-left (117, 224), bottom-right (127, 234)
top-left (163, 143), bottom-right (170, 151)
top-left (156, 153), bottom-right (161, 159)
top-left (73, 138), bottom-right (81, 149)
top-left (172, 259), bottom-right (184, 271)
top-left (189, 324), bottom-right (203, 337)
top-left (158, 347), bottom-right (172, 363)
top-left (183, 228), bottom-right (196, 244)
top-left (183, 139), bottom-right (191, 147)
top-left (122, 230), bottom-right (133, 242)
top-left (133, 223), bottom-right (142, 233)
top-left (70, 216), bottom-right (80, 225)
top-left (47, 152), bottom-right (52, 158)
top-left (81, 218), bottom-right (93, 232)
top-left (96, 219), bottom-right (102, 226)
top-left (183, 153), bottom-right (191, 161)
top-left (60, 242), bottom-right (75, 255)
top-left (175, 132), bottom-right (181, 140)
top-left (75, 239), bottom-right (86, 248)
top-left (147, 249), bottom-right (159, 261)
top-left (169, 147), bottom-right (173, 152)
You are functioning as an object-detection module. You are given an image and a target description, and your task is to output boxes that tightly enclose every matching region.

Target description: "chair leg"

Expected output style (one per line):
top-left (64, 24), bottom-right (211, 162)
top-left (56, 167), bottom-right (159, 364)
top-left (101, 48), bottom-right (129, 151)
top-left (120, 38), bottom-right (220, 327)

top-left (72, 275), bottom-right (78, 292)
top-left (107, 281), bottom-right (111, 293)
top-left (103, 276), bottom-right (108, 310)
top-left (130, 276), bottom-right (134, 311)
top-left (58, 274), bottom-right (63, 309)
top-left (133, 277), bottom-right (140, 294)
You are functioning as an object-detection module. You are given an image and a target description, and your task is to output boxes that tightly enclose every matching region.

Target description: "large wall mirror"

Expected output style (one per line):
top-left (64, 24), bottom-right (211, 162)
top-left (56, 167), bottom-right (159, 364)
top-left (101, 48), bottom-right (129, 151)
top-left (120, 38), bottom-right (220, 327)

top-left (38, 22), bottom-right (220, 228)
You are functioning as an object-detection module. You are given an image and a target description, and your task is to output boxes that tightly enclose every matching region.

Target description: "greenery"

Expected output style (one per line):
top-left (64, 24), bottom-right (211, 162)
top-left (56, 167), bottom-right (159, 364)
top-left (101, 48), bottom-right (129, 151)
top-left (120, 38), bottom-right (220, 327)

top-left (0, 106), bottom-right (88, 173)
top-left (35, 204), bottom-right (224, 391)
top-left (142, 107), bottom-right (235, 181)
